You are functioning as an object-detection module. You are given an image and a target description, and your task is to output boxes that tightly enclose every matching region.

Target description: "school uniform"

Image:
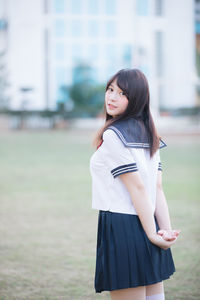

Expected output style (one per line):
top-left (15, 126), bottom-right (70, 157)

top-left (89, 117), bottom-right (175, 293)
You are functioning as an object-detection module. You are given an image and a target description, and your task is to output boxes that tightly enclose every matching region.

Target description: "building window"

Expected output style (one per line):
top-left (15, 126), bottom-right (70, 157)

top-left (44, 0), bottom-right (49, 14)
top-left (88, 0), bottom-right (99, 14)
top-left (55, 67), bottom-right (69, 102)
top-left (105, 20), bottom-right (116, 37)
top-left (155, 31), bottom-right (164, 77)
top-left (88, 43), bottom-right (99, 61)
top-left (71, 0), bottom-right (82, 14)
top-left (140, 65), bottom-right (149, 78)
top-left (105, 0), bottom-right (116, 14)
top-left (105, 43), bottom-right (116, 60)
top-left (88, 20), bottom-right (99, 37)
top-left (155, 0), bottom-right (164, 16)
top-left (54, 43), bottom-right (65, 60)
top-left (122, 44), bottom-right (132, 66)
top-left (71, 20), bottom-right (82, 37)
top-left (54, 19), bottom-right (66, 37)
top-left (53, 0), bottom-right (66, 13)
top-left (196, 30), bottom-right (200, 77)
top-left (105, 64), bottom-right (118, 80)
top-left (136, 0), bottom-right (148, 16)
top-left (72, 43), bottom-right (84, 62)
top-left (55, 67), bottom-right (67, 86)
top-left (196, 22), bottom-right (200, 33)
top-left (158, 83), bottom-right (165, 109)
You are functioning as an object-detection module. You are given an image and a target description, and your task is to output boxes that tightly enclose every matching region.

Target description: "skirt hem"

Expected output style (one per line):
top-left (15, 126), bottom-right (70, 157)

top-left (95, 270), bottom-right (175, 293)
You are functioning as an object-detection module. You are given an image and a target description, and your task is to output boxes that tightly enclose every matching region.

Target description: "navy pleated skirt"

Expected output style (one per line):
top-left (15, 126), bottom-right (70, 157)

top-left (94, 210), bottom-right (175, 293)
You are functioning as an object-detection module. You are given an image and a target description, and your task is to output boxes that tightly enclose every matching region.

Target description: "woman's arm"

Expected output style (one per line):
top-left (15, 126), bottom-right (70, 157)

top-left (119, 171), bottom-right (177, 249)
top-left (155, 171), bottom-right (172, 230)
top-left (155, 171), bottom-right (181, 240)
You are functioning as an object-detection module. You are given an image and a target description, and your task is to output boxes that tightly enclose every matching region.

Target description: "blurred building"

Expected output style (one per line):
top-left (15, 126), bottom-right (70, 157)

top-left (195, 0), bottom-right (200, 106)
top-left (0, 0), bottom-right (196, 113)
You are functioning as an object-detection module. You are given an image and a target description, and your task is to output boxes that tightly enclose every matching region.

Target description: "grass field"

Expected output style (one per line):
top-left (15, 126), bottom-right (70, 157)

top-left (0, 129), bottom-right (199, 300)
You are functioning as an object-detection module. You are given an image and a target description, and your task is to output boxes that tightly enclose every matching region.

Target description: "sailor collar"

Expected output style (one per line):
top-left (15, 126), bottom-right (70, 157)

top-left (105, 117), bottom-right (167, 149)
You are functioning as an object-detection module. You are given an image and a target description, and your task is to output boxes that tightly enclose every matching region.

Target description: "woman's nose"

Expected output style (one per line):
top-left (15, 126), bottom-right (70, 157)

top-left (109, 92), bottom-right (118, 101)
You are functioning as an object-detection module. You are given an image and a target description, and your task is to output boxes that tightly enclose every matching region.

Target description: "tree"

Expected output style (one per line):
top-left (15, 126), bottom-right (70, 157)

top-left (67, 63), bottom-right (105, 117)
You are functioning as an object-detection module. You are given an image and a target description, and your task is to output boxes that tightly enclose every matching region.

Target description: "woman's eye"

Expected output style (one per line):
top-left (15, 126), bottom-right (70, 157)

top-left (107, 87), bottom-right (125, 95)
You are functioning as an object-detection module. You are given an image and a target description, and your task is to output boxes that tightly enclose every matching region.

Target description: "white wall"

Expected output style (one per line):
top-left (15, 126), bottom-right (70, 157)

top-left (7, 0), bottom-right (45, 109)
top-left (164, 0), bottom-right (195, 108)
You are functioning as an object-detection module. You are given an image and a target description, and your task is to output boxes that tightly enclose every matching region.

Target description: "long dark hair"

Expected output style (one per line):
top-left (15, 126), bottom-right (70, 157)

top-left (93, 68), bottom-right (161, 157)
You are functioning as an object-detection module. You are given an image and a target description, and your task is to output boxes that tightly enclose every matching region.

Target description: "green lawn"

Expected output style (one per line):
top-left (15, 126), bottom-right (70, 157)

top-left (0, 130), bottom-right (199, 300)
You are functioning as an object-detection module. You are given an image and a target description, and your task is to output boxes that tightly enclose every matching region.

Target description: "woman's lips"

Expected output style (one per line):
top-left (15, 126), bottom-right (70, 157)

top-left (108, 104), bottom-right (117, 109)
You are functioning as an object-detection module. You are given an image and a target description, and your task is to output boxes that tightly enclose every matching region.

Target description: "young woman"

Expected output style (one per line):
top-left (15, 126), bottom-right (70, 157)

top-left (90, 69), bottom-right (180, 300)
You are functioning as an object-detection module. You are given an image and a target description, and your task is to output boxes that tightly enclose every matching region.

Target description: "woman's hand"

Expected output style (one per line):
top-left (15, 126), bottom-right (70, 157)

top-left (149, 233), bottom-right (178, 250)
top-left (158, 229), bottom-right (181, 241)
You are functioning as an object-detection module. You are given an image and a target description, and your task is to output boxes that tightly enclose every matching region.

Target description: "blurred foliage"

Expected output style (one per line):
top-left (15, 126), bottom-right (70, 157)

top-left (160, 106), bottom-right (200, 117)
top-left (59, 63), bottom-right (105, 117)
top-left (196, 47), bottom-right (200, 78)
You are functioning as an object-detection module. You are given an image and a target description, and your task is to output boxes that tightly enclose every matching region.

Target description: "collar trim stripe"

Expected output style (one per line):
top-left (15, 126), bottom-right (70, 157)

top-left (108, 126), bottom-right (167, 149)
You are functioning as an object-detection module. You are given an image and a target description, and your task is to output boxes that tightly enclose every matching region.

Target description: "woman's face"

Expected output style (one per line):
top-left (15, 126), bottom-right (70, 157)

top-left (105, 79), bottom-right (129, 117)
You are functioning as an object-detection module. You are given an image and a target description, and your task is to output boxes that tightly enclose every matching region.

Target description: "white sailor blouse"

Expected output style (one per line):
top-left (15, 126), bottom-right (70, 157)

top-left (90, 117), bottom-right (167, 215)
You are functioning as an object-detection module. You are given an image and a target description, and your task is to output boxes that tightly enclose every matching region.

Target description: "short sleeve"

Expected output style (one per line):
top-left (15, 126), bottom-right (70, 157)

top-left (102, 129), bottom-right (138, 178)
top-left (157, 149), bottom-right (163, 171)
